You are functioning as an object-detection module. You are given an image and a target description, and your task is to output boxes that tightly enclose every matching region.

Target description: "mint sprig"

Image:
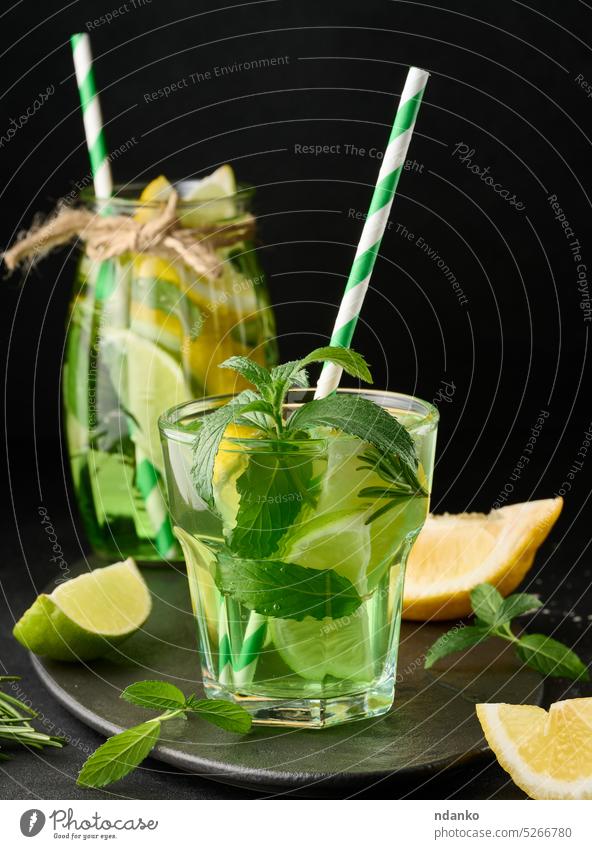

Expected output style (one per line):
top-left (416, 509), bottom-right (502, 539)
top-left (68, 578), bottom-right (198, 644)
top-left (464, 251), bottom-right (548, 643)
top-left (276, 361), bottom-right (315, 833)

top-left (77, 680), bottom-right (251, 789)
top-left (191, 345), bottom-right (422, 514)
top-left (425, 583), bottom-right (590, 682)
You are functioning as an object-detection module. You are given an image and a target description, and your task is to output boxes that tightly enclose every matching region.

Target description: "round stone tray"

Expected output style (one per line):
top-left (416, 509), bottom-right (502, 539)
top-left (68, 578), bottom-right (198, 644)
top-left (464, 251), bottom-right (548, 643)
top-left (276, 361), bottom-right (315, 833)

top-left (31, 564), bottom-right (543, 792)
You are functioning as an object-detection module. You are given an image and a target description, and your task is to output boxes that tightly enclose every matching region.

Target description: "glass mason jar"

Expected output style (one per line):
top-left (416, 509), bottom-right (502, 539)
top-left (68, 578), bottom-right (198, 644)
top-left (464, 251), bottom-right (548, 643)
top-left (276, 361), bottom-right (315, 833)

top-left (63, 181), bottom-right (277, 563)
top-left (159, 389), bottom-right (438, 728)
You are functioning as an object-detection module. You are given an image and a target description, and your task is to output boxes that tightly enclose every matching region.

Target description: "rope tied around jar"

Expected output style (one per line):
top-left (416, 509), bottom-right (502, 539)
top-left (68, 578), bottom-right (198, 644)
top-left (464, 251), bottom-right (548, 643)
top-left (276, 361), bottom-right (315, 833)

top-left (3, 189), bottom-right (256, 279)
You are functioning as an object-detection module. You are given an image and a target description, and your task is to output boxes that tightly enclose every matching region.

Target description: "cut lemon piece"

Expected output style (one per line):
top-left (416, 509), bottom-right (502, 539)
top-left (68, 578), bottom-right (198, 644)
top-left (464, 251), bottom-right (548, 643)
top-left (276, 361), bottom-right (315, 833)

top-left (102, 328), bottom-right (191, 473)
top-left (403, 498), bottom-right (563, 620)
top-left (13, 559), bottom-right (151, 661)
top-left (134, 255), bottom-right (182, 286)
top-left (477, 699), bottom-right (592, 799)
top-left (213, 423), bottom-right (262, 530)
top-left (135, 175), bottom-right (174, 224)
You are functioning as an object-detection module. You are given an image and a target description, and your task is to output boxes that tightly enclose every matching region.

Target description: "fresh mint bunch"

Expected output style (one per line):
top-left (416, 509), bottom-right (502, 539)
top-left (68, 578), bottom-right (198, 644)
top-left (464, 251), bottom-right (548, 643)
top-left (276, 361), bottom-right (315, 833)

top-left (191, 346), bottom-right (422, 508)
top-left (425, 584), bottom-right (590, 682)
top-left (77, 680), bottom-right (251, 788)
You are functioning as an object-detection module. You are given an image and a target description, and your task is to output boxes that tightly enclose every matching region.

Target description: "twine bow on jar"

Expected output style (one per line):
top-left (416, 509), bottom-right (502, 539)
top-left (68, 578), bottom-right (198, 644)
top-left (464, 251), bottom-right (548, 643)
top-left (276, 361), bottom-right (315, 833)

top-left (3, 189), bottom-right (255, 279)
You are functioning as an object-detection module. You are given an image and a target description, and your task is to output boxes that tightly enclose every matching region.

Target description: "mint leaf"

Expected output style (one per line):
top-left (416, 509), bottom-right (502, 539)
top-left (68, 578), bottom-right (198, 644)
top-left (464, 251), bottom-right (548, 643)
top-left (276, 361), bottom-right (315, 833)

top-left (228, 450), bottom-right (313, 557)
top-left (121, 681), bottom-right (186, 712)
top-left (185, 697), bottom-right (252, 733)
top-left (218, 356), bottom-right (272, 395)
top-left (300, 346), bottom-right (372, 383)
top-left (287, 393), bottom-right (419, 484)
top-left (497, 593), bottom-right (542, 624)
top-left (269, 360), bottom-right (310, 390)
top-left (191, 389), bottom-right (259, 507)
top-left (235, 399), bottom-right (277, 433)
top-left (215, 551), bottom-right (362, 621)
top-left (77, 720), bottom-right (161, 788)
top-left (515, 634), bottom-right (590, 681)
top-left (470, 584), bottom-right (504, 625)
top-left (424, 624), bottom-right (490, 668)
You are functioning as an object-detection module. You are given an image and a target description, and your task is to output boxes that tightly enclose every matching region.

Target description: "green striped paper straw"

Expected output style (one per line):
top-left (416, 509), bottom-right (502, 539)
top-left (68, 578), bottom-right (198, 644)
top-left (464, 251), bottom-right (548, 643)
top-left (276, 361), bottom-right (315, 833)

top-left (70, 33), bottom-right (112, 200)
top-left (218, 598), bottom-right (233, 685)
top-left (135, 447), bottom-right (178, 559)
top-left (71, 33), bottom-right (176, 560)
top-left (233, 612), bottom-right (267, 688)
top-left (315, 66), bottom-right (430, 399)
top-left (233, 68), bottom-right (429, 690)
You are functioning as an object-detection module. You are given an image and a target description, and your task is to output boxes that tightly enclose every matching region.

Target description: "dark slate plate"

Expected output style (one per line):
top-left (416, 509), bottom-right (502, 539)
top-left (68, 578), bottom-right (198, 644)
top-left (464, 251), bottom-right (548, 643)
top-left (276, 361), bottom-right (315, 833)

top-left (31, 563), bottom-right (543, 792)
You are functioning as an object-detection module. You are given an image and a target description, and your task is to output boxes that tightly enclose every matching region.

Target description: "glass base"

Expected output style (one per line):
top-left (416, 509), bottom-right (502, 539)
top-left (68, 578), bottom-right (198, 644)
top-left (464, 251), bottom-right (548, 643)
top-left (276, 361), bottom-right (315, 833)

top-left (203, 675), bottom-right (395, 729)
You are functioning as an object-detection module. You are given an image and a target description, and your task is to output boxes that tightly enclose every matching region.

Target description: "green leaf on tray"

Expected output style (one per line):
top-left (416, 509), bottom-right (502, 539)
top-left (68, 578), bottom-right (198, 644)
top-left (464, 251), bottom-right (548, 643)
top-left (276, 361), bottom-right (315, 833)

top-left (470, 584), bottom-right (504, 626)
top-left (228, 450), bottom-right (313, 558)
top-left (215, 551), bottom-right (363, 621)
top-left (77, 719), bottom-right (161, 788)
top-left (425, 582), bottom-right (590, 683)
top-left (121, 680), bottom-right (186, 712)
top-left (77, 679), bottom-right (253, 788)
top-left (515, 634), bottom-right (590, 681)
top-left (497, 593), bottom-right (542, 624)
top-left (424, 625), bottom-right (490, 668)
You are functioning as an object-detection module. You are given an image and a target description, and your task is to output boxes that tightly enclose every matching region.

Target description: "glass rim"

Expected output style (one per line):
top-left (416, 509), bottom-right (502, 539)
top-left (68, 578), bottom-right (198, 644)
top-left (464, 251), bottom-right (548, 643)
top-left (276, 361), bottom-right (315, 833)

top-left (159, 387), bottom-right (439, 446)
top-left (79, 179), bottom-right (254, 210)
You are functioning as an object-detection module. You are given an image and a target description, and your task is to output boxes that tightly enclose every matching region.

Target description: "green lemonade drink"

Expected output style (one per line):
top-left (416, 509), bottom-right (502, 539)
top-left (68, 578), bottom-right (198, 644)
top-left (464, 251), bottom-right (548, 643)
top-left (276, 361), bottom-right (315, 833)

top-left (63, 169), bottom-right (277, 562)
top-left (160, 349), bottom-right (438, 727)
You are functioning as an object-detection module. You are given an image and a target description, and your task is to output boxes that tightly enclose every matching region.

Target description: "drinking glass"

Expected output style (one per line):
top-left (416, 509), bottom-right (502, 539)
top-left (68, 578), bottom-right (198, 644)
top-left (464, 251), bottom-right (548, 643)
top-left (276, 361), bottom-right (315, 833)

top-left (160, 389), bottom-right (438, 727)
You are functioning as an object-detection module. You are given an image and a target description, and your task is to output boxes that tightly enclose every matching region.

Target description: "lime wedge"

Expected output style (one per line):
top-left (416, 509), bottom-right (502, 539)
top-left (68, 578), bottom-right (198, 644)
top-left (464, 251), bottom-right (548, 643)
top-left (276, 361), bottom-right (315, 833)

top-left (271, 612), bottom-right (373, 683)
top-left (13, 559), bottom-right (152, 661)
top-left (102, 328), bottom-right (191, 473)
top-left (182, 164), bottom-right (238, 225)
top-left (280, 508), bottom-right (371, 596)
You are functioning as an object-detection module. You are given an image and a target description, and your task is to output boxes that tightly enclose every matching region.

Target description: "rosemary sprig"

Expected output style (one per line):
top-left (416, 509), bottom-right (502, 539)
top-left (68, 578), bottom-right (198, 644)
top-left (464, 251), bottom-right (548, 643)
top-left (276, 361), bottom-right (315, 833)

top-left (357, 447), bottom-right (428, 523)
top-left (0, 675), bottom-right (66, 760)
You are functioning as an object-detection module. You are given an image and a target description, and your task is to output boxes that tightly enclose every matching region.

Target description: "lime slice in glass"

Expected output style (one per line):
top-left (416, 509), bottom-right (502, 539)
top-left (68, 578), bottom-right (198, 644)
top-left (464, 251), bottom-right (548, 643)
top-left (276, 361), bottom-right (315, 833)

top-left (102, 328), bottom-right (191, 473)
top-left (271, 611), bottom-right (373, 683)
top-left (13, 559), bottom-right (151, 661)
top-left (280, 508), bottom-right (371, 596)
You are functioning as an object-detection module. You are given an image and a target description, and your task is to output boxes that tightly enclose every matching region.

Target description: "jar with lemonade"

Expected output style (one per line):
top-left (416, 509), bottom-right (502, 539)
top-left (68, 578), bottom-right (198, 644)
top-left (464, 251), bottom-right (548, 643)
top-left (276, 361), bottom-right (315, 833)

top-left (63, 166), bottom-right (277, 562)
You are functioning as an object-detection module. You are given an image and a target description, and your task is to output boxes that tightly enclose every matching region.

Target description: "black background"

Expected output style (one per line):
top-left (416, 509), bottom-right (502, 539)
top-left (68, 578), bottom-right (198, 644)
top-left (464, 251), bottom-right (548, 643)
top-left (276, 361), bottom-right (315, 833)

top-left (2, 0), bottom-right (592, 799)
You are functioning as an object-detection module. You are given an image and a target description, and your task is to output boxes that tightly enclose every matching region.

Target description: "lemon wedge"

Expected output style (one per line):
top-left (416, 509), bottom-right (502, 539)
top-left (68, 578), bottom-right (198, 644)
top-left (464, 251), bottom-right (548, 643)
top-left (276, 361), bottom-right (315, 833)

top-left (477, 699), bottom-right (592, 799)
top-left (403, 498), bottom-right (563, 620)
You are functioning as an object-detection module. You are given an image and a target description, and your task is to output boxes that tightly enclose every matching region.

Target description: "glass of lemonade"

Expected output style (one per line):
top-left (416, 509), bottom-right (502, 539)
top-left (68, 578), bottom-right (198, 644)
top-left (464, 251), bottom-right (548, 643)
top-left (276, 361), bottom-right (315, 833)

top-left (63, 176), bottom-right (277, 563)
top-left (160, 389), bottom-right (438, 727)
